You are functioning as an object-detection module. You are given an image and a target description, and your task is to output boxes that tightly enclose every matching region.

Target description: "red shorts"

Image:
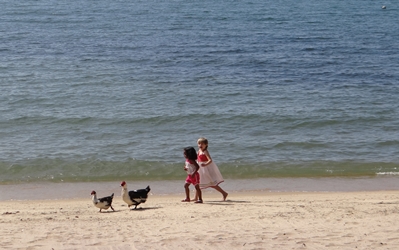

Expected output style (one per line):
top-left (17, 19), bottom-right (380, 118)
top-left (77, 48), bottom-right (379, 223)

top-left (185, 172), bottom-right (200, 186)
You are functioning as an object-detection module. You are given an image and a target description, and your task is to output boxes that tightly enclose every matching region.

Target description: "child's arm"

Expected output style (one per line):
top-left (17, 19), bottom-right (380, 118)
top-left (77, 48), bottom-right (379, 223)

top-left (191, 161), bottom-right (200, 177)
top-left (184, 162), bottom-right (188, 171)
top-left (200, 150), bottom-right (213, 167)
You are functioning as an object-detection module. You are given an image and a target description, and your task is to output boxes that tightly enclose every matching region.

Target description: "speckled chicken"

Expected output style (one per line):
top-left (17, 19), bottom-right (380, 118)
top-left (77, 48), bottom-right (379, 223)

top-left (91, 191), bottom-right (115, 212)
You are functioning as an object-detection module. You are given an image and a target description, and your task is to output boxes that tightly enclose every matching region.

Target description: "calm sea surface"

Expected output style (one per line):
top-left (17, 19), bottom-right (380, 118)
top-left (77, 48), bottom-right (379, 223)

top-left (1, 0), bottom-right (399, 184)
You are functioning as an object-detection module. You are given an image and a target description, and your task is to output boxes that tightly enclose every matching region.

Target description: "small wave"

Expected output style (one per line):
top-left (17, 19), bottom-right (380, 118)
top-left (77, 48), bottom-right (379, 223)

top-left (376, 172), bottom-right (399, 176)
top-left (1, 157), bottom-right (399, 184)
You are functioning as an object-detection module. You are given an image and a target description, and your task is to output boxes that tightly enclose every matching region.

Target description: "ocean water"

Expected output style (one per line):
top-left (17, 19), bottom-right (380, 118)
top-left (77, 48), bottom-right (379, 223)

top-left (1, 0), bottom-right (399, 185)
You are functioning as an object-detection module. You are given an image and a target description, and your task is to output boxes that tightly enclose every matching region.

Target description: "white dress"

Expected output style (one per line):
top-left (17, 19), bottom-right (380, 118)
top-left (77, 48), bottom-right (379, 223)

top-left (198, 151), bottom-right (224, 189)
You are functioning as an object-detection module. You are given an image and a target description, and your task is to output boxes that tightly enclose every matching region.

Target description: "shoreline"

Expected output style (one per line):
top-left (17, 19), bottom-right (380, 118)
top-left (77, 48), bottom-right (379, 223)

top-left (1, 190), bottom-right (399, 249)
top-left (1, 176), bottom-right (399, 201)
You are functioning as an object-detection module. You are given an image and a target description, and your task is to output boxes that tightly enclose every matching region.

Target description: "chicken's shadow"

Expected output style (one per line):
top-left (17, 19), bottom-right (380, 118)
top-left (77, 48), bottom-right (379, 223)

top-left (97, 210), bottom-right (122, 213)
top-left (128, 207), bottom-right (162, 211)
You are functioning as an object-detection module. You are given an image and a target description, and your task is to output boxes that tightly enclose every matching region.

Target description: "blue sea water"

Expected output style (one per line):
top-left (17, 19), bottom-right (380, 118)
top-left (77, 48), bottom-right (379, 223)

top-left (1, 0), bottom-right (399, 184)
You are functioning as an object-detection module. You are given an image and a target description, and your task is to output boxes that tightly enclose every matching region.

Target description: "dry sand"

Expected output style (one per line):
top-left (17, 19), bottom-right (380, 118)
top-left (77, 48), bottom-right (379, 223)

top-left (1, 190), bottom-right (399, 250)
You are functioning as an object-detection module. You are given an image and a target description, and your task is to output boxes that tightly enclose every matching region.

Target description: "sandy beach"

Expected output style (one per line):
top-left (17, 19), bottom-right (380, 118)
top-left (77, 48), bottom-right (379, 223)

top-left (1, 189), bottom-right (399, 250)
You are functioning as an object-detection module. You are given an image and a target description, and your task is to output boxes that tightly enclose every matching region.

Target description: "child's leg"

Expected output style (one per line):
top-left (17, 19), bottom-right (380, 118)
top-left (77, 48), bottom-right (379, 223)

top-left (194, 184), bottom-right (202, 203)
top-left (212, 185), bottom-right (228, 201)
top-left (183, 183), bottom-right (190, 201)
top-left (193, 190), bottom-right (198, 201)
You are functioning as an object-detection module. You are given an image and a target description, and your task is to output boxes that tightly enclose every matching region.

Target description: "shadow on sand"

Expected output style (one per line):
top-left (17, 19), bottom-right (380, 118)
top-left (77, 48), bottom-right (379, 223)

top-left (128, 206), bottom-right (162, 211)
top-left (202, 199), bottom-right (250, 206)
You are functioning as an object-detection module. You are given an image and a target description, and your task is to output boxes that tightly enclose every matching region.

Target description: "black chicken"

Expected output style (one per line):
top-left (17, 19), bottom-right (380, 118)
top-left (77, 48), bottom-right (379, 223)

top-left (120, 181), bottom-right (150, 210)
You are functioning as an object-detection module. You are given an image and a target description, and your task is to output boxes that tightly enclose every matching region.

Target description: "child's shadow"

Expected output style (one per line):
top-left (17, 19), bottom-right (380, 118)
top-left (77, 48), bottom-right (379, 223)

top-left (204, 199), bottom-right (250, 206)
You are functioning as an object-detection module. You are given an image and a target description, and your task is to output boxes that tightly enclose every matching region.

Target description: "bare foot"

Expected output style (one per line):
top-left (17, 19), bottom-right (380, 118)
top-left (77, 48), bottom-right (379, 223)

top-left (223, 193), bottom-right (228, 201)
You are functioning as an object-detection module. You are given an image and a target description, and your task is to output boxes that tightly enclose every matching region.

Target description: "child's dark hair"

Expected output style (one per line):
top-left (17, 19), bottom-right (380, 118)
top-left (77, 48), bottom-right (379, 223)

top-left (184, 146), bottom-right (197, 161)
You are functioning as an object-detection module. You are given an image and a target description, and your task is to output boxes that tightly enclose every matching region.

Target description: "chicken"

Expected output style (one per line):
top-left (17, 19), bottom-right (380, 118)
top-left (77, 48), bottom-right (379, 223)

top-left (91, 191), bottom-right (115, 212)
top-left (120, 181), bottom-right (150, 210)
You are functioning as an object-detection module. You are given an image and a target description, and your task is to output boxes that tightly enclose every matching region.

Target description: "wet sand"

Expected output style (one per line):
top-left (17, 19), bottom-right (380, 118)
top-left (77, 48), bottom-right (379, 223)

top-left (1, 176), bottom-right (399, 201)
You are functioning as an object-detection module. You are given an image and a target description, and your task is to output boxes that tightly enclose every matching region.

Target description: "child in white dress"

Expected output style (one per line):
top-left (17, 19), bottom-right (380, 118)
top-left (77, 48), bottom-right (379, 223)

top-left (196, 137), bottom-right (228, 201)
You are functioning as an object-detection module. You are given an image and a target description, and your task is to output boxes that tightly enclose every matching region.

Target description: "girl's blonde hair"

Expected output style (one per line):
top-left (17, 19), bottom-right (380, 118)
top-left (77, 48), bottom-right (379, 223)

top-left (197, 137), bottom-right (208, 146)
